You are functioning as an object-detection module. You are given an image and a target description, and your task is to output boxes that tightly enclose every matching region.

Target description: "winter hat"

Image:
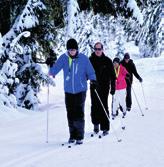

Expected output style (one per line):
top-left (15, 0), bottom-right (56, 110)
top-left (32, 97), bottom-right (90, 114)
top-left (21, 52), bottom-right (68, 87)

top-left (113, 57), bottom-right (120, 64)
top-left (124, 53), bottom-right (130, 59)
top-left (66, 38), bottom-right (78, 50)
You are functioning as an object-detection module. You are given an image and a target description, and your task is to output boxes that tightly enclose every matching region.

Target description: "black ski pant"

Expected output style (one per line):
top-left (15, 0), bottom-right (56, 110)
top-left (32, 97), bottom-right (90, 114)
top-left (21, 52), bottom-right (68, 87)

top-left (126, 82), bottom-right (132, 109)
top-left (65, 91), bottom-right (86, 140)
top-left (90, 88), bottom-right (110, 131)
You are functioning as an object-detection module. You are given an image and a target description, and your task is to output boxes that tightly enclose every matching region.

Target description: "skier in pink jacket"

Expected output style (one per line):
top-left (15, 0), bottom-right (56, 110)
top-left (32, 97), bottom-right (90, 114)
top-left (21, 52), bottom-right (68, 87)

top-left (112, 57), bottom-right (128, 119)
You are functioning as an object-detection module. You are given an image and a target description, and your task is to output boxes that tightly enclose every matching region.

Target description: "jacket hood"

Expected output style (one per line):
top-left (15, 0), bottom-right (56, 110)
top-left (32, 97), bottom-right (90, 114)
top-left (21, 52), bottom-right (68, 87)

top-left (121, 59), bottom-right (133, 64)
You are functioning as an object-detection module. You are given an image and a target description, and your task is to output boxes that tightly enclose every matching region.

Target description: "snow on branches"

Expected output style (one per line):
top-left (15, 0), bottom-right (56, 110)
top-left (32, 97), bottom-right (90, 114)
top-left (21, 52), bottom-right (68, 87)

top-left (127, 0), bottom-right (143, 25)
top-left (0, 0), bottom-right (55, 110)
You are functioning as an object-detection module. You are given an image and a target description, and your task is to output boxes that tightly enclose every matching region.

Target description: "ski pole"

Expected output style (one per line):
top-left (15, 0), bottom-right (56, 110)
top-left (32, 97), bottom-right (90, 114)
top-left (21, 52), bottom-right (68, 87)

top-left (46, 84), bottom-right (50, 143)
top-left (94, 89), bottom-right (122, 142)
top-left (132, 86), bottom-right (144, 116)
top-left (141, 83), bottom-right (148, 110)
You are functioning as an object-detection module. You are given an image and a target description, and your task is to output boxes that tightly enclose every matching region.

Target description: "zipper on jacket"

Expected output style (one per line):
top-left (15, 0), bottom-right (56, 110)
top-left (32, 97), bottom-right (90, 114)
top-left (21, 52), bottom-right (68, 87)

top-left (72, 60), bottom-right (75, 93)
top-left (80, 80), bottom-right (84, 88)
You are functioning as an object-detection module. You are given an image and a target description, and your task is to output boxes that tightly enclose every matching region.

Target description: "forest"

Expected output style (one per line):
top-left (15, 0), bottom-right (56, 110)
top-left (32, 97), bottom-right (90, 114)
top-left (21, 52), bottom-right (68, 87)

top-left (0, 0), bottom-right (162, 110)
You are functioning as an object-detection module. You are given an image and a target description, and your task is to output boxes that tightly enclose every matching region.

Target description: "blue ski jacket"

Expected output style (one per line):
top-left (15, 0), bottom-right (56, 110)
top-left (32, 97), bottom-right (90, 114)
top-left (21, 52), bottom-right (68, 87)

top-left (49, 52), bottom-right (96, 94)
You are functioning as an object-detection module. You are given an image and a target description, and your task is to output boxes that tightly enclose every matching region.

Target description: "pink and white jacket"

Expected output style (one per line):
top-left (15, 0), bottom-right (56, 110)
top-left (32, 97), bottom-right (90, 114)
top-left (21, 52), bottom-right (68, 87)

top-left (115, 64), bottom-right (128, 90)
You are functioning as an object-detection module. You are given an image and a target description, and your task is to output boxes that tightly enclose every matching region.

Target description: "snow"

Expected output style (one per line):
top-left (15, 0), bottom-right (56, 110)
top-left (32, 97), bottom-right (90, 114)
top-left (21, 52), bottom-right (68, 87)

top-left (124, 41), bottom-right (140, 57)
top-left (66, 0), bottom-right (79, 38)
top-left (127, 0), bottom-right (143, 25)
top-left (0, 53), bottom-right (164, 167)
top-left (16, 0), bottom-right (46, 30)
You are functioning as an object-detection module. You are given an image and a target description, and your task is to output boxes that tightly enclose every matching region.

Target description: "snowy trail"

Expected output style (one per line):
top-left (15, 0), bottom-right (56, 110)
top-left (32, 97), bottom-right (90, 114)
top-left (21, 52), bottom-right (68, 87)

top-left (0, 57), bottom-right (164, 167)
top-left (0, 103), bottom-right (125, 167)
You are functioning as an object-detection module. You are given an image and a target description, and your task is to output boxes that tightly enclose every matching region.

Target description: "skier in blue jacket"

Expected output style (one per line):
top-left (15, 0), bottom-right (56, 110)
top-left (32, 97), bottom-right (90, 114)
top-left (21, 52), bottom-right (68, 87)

top-left (46, 38), bottom-right (96, 144)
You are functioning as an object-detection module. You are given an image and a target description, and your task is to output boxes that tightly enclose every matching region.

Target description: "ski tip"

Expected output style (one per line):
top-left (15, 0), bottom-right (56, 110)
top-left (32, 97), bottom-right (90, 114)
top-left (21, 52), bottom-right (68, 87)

top-left (118, 139), bottom-right (122, 142)
top-left (122, 126), bottom-right (125, 130)
top-left (91, 134), bottom-right (94, 137)
top-left (98, 135), bottom-right (102, 138)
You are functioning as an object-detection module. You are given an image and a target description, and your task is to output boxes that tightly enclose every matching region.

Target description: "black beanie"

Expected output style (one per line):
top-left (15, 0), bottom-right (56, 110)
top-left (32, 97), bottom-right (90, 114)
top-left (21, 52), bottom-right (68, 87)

top-left (66, 38), bottom-right (78, 50)
top-left (113, 57), bottom-right (120, 64)
top-left (124, 53), bottom-right (130, 59)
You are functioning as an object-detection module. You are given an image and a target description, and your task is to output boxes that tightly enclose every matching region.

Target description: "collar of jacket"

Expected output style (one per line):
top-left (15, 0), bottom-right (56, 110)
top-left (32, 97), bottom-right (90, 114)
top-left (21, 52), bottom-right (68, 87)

top-left (66, 51), bottom-right (79, 59)
top-left (91, 52), bottom-right (105, 58)
top-left (122, 59), bottom-right (133, 64)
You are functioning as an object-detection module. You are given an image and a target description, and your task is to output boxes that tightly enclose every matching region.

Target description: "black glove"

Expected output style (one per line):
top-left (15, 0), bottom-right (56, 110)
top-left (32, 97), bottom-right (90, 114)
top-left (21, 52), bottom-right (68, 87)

top-left (45, 57), bottom-right (55, 67)
top-left (110, 89), bottom-right (115, 95)
top-left (90, 80), bottom-right (98, 90)
top-left (125, 73), bottom-right (130, 80)
top-left (138, 77), bottom-right (143, 83)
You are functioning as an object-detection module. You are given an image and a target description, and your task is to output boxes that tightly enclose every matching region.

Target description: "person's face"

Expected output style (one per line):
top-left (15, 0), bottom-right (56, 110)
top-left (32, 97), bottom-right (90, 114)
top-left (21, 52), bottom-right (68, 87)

top-left (125, 58), bottom-right (129, 63)
top-left (94, 44), bottom-right (103, 57)
top-left (68, 49), bottom-right (77, 56)
top-left (114, 62), bottom-right (119, 68)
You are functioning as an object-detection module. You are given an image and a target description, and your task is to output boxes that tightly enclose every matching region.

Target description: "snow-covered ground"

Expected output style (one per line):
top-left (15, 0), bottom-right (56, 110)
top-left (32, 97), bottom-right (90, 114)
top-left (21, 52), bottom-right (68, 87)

top-left (0, 55), bottom-right (164, 167)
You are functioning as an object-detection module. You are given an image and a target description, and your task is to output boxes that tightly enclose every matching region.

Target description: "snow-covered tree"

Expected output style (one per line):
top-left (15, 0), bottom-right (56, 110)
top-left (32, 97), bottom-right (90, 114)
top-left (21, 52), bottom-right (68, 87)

top-left (0, 32), bottom-right (19, 108)
top-left (51, 0), bottom-right (161, 58)
top-left (0, 0), bottom-right (57, 110)
top-left (13, 0), bottom-right (56, 110)
top-left (135, 0), bottom-right (162, 57)
top-left (115, 19), bottom-right (126, 59)
top-left (127, 0), bottom-right (144, 25)
top-left (66, 0), bottom-right (80, 38)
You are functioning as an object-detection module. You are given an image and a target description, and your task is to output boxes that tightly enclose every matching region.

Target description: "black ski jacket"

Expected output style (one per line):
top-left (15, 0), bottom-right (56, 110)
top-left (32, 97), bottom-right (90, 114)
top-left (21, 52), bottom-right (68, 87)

top-left (89, 52), bottom-right (116, 92)
top-left (120, 59), bottom-right (142, 84)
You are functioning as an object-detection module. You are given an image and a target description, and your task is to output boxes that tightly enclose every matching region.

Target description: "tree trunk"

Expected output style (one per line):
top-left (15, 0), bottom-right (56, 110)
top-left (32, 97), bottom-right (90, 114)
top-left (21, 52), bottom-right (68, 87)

top-left (0, 0), bottom-right (11, 35)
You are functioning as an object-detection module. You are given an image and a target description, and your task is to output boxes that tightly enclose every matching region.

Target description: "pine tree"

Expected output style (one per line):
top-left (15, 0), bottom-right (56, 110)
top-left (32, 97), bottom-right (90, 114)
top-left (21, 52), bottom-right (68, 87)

top-left (135, 0), bottom-right (162, 57)
top-left (0, 0), bottom-right (59, 109)
top-left (55, 0), bottom-right (161, 58)
top-left (0, 32), bottom-right (20, 107)
top-left (127, 0), bottom-right (144, 25)
top-left (13, 0), bottom-right (56, 110)
top-left (115, 19), bottom-right (126, 59)
top-left (66, 0), bottom-right (80, 38)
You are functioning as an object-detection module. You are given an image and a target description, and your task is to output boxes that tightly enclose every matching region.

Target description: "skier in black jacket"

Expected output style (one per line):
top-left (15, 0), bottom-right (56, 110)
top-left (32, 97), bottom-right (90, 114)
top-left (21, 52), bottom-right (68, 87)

top-left (120, 52), bottom-right (143, 111)
top-left (89, 42), bottom-right (116, 136)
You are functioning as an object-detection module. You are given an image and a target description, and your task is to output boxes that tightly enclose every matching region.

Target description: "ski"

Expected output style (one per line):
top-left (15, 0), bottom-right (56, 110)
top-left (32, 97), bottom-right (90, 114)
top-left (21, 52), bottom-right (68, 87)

top-left (61, 142), bottom-right (76, 148)
top-left (98, 134), bottom-right (103, 139)
top-left (90, 132), bottom-right (109, 139)
top-left (120, 117), bottom-right (126, 130)
top-left (61, 131), bottom-right (109, 148)
top-left (98, 133), bottom-right (109, 139)
top-left (61, 141), bottom-right (83, 148)
top-left (112, 115), bottom-right (126, 131)
top-left (122, 126), bottom-right (125, 130)
top-left (90, 132), bottom-right (99, 137)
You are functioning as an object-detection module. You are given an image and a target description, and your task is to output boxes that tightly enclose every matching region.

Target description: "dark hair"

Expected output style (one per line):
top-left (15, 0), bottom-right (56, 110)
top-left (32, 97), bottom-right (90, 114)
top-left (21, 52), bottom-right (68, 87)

top-left (113, 57), bottom-right (120, 64)
top-left (66, 38), bottom-right (78, 50)
top-left (94, 42), bottom-right (103, 49)
top-left (124, 53), bottom-right (130, 59)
